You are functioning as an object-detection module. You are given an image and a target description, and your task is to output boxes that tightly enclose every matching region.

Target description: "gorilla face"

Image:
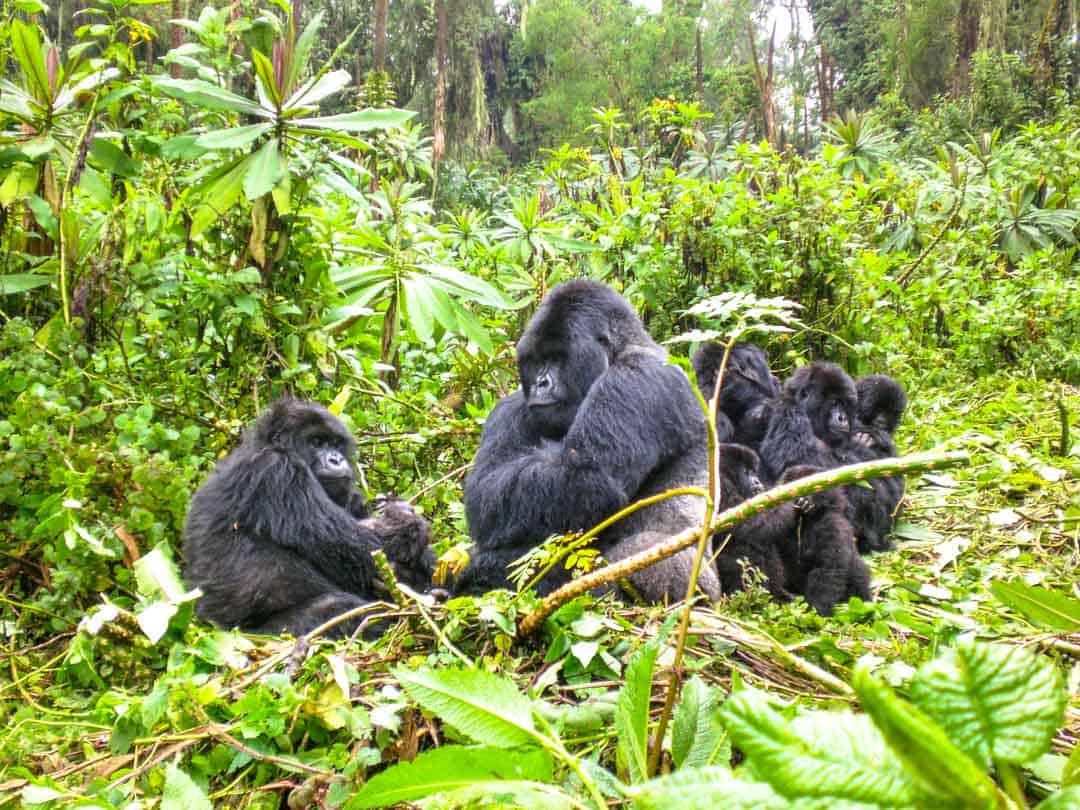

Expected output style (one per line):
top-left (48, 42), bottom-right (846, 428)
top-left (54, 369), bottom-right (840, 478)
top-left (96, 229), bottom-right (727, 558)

top-left (515, 281), bottom-right (644, 440)
top-left (855, 374), bottom-right (907, 435)
top-left (254, 400), bottom-right (358, 506)
top-left (717, 443), bottom-right (766, 504)
top-left (785, 362), bottom-right (856, 448)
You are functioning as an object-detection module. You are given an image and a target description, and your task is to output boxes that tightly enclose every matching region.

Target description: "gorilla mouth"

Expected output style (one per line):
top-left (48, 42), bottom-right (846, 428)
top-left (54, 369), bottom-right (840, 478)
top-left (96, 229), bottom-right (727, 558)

top-left (528, 399), bottom-right (560, 409)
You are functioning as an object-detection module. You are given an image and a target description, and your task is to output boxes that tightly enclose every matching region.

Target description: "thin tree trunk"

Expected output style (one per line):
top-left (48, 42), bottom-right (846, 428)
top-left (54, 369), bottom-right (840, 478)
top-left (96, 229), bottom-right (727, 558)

top-left (170, 0), bottom-right (184, 78)
top-left (951, 0), bottom-right (979, 97)
top-left (433, 0), bottom-right (448, 171)
top-left (695, 20), bottom-right (704, 103)
top-left (748, 23), bottom-right (777, 146)
top-left (373, 0), bottom-right (389, 72)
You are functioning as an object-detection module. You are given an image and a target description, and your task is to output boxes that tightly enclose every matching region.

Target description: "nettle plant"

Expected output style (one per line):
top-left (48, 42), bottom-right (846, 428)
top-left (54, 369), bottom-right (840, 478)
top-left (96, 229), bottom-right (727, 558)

top-left (337, 639), bottom-right (1074, 810)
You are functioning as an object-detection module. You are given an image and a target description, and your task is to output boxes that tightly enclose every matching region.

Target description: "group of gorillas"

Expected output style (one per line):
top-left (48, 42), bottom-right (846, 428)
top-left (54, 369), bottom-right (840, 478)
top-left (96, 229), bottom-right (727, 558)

top-left (183, 279), bottom-right (907, 638)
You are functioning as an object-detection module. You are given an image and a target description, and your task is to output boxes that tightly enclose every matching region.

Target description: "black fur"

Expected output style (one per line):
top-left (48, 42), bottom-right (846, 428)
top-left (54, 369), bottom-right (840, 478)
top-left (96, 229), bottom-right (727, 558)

top-left (692, 343), bottom-right (779, 448)
top-left (838, 374), bottom-right (908, 552)
top-left (776, 466), bottom-right (872, 615)
top-left (712, 444), bottom-right (792, 602)
top-left (458, 280), bottom-right (719, 602)
top-left (183, 399), bottom-right (433, 637)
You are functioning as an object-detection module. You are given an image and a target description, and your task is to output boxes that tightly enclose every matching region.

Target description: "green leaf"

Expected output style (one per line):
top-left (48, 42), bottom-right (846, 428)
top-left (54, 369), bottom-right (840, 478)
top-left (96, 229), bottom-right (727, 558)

top-left (242, 138), bottom-right (285, 201)
top-left (190, 155), bottom-right (250, 236)
top-left (195, 123), bottom-right (272, 150)
top-left (1034, 787), bottom-right (1080, 810)
top-left (162, 763), bottom-right (212, 810)
top-left (1065, 743), bottom-right (1080, 787)
top-left (284, 68), bottom-right (351, 110)
top-left (154, 77), bottom-right (272, 118)
top-left (908, 641), bottom-right (1067, 769)
top-left (347, 745), bottom-right (553, 809)
top-left (851, 668), bottom-right (999, 808)
top-left (420, 263), bottom-right (510, 308)
top-left (11, 19), bottom-right (49, 101)
top-left (89, 138), bottom-right (140, 178)
top-left (133, 544), bottom-right (187, 602)
top-left (394, 667), bottom-right (540, 749)
top-left (719, 688), bottom-right (921, 806)
top-left (250, 48), bottom-right (282, 109)
top-left (287, 11), bottom-right (324, 92)
top-left (631, 767), bottom-right (782, 810)
top-left (672, 676), bottom-right (727, 769)
top-left (26, 194), bottom-right (57, 239)
top-left (21, 784), bottom-right (65, 805)
top-left (292, 108), bottom-right (415, 132)
top-left (990, 581), bottom-right (1080, 631)
top-left (401, 275), bottom-right (438, 342)
top-left (616, 640), bottom-right (658, 784)
top-left (0, 273), bottom-right (52, 295)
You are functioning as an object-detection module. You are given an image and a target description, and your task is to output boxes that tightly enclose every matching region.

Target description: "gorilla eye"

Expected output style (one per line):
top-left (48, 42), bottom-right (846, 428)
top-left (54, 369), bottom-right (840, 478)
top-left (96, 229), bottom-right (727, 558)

top-left (596, 334), bottom-right (611, 346)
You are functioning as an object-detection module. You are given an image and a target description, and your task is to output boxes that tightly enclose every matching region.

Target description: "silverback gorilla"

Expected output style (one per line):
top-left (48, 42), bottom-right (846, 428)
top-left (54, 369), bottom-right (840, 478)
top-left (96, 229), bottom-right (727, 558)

top-left (457, 280), bottom-right (721, 602)
top-left (183, 399), bottom-right (434, 637)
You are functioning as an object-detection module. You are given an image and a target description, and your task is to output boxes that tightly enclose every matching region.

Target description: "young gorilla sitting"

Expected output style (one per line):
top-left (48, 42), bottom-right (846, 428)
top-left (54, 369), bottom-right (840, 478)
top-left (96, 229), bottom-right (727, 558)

top-left (183, 399), bottom-right (434, 638)
top-left (457, 280), bottom-right (721, 602)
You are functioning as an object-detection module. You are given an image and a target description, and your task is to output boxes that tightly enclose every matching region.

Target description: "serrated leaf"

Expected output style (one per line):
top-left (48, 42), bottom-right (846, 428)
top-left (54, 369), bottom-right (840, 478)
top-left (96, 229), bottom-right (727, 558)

top-left (672, 676), bottom-right (727, 769)
top-left (162, 763), bottom-right (212, 810)
top-left (616, 640), bottom-right (658, 784)
top-left (990, 581), bottom-right (1080, 631)
top-left (908, 641), bottom-right (1067, 769)
top-left (719, 688), bottom-right (921, 806)
top-left (852, 668), bottom-right (999, 808)
top-left (394, 667), bottom-right (539, 748)
top-left (347, 745), bottom-right (553, 809)
top-left (631, 767), bottom-right (782, 810)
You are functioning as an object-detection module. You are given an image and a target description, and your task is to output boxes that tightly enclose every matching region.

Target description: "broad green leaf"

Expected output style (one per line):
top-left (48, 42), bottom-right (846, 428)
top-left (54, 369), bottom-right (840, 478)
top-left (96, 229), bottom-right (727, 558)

top-left (401, 275), bottom-right (438, 342)
top-left (616, 640), bottom-right (658, 784)
top-left (195, 123), bottom-right (272, 150)
top-left (453, 305), bottom-right (495, 354)
top-left (420, 263), bottom-right (510, 308)
top-left (284, 68), bottom-right (351, 110)
top-left (1065, 743), bottom-right (1080, 787)
top-left (271, 172), bottom-right (292, 216)
top-left (53, 66), bottom-right (120, 111)
top-left (631, 767), bottom-right (782, 810)
top-left (11, 19), bottom-right (49, 101)
top-left (162, 763), bottom-right (212, 810)
top-left (0, 162), bottom-right (40, 205)
top-left (21, 784), bottom-right (65, 805)
top-left (672, 676), bottom-right (727, 769)
top-left (243, 138), bottom-right (285, 201)
top-left (250, 48), bottom-right (282, 109)
top-left (0, 78), bottom-right (36, 119)
top-left (719, 688), bottom-right (921, 806)
top-left (26, 194), bottom-right (58, 239)
top-left (190, 155), bottom-right (250, 236)
top-left (990, 581), bottom-right (1080, 631)
top-left (154, 77), bottom-right (272, 118)
top-left (89, 138), bottom-right (140, 178)
top-left (292, 108), bottom-right (415, 132)
top-left (136, 600), bottom-right (178, 644)
top-left (1035, 787), bottom-right (1080, 810)
top-left (0, 273), bottom-right (52, 295)
top-left (852, 668), bottom-right (999, 808)
top-left (394, 667), bottom-right (540, 749)
top-left (544, 233), bottom-right (601, 253)
top-left (133, 544), bottom-right (187, 602)
top-left (908, 641), bottom-right (1067, 769)
top-left (287, 11), bottom-right (324, 92)
top-left (347, 745), bottom-right (553, 809)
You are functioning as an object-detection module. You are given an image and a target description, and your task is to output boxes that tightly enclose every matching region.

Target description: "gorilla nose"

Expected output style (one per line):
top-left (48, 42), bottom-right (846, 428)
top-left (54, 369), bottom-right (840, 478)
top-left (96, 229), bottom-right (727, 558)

top-left (325, 450), bottom-right (348, 470)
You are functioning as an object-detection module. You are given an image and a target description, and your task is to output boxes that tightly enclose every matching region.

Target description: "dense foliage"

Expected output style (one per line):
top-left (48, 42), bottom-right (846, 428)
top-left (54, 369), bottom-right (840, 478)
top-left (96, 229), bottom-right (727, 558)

top-left (0, 0), bottom-right (1077, 807)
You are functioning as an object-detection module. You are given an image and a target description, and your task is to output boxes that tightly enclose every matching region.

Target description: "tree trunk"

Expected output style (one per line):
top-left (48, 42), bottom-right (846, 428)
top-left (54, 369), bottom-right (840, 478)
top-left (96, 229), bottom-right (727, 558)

top-left (373, 0), bottom-right (389, 72)
top-left (748, 23), bottom-right (777, 146)
top-left (951, 0), bottom-right (980, 97)
top-left (695, 20), bottom-right (704, 103)
top-left (170, 0), bottom-right (184, 78)
top-left (433, 0), bottom-right (449, 171)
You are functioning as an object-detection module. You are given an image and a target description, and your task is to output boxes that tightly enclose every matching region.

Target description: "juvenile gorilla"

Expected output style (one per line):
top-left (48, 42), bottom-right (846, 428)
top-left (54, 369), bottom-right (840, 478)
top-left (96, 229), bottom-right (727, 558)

top-left (839, 374), bottom-right (908, 551)
top-left (776, 466), bottom-right (872, 616)
top-left (183, 399), bottom-right (434, 637)
top-left (760, 363), bottom-right (905, 553)
top-left (692, 342), bottom-right (780, 450)
top-left (459, 280), bottom-right (720, 602)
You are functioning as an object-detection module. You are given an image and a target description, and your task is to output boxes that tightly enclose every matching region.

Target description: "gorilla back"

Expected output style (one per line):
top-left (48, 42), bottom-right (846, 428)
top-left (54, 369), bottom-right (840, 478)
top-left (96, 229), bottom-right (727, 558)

top-left (459, 280), bottom-right (719, 601)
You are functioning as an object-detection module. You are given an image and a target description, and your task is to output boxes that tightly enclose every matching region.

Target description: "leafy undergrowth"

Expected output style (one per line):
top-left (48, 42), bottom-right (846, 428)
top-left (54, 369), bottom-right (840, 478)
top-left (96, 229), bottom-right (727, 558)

top-left (3, 375), bottom-right (1078, 809)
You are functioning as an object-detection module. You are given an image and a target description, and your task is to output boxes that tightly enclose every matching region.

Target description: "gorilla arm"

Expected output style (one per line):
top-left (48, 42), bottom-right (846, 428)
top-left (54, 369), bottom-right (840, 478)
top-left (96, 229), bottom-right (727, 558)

top-left (211, 448), bottom-right (382, 595)
top-left (465, 357), bottom-right (700, 554)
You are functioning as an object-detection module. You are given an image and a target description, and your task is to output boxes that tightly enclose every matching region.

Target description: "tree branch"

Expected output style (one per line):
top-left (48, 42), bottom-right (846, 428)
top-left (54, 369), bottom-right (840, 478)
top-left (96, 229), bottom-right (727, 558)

top-left (518, 450), bottom-right (970, 636)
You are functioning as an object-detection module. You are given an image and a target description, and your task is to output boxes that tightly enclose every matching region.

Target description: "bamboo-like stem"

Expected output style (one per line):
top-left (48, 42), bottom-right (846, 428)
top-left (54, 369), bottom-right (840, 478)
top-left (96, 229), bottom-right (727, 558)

top-left (518, 449), bottom-right (970, 636)
top-left (647, 345), bottom-right (731, 777)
